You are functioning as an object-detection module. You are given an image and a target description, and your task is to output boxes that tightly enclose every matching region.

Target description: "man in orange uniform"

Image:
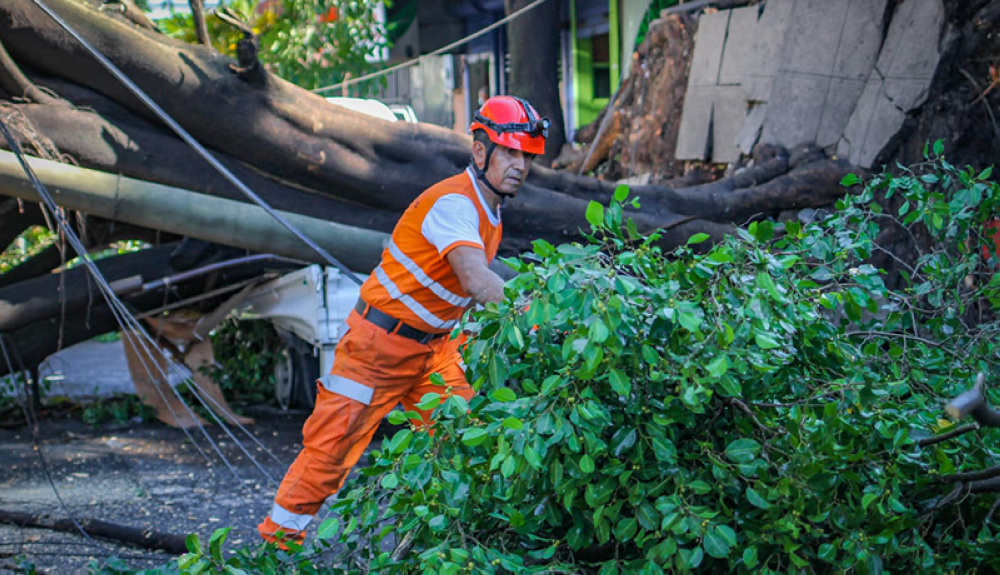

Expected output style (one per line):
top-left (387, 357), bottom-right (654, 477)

top-left (259, 95), bottom-right (549, 545)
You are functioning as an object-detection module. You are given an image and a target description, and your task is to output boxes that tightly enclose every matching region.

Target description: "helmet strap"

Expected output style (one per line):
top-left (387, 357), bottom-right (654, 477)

top-left (472, 142), bottom-right (515, 198)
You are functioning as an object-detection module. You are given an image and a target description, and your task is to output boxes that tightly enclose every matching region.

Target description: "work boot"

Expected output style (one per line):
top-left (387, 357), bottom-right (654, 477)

top-left (258, 517), bottom-right (306, 551)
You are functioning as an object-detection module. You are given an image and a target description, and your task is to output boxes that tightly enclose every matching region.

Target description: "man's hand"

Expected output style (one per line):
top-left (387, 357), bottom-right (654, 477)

top-left (447, 246), bottom-right (505, 305)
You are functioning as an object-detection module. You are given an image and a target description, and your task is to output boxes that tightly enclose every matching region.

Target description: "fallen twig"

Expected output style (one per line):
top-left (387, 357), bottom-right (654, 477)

top-left (918, 423), bottom-right (979, 447)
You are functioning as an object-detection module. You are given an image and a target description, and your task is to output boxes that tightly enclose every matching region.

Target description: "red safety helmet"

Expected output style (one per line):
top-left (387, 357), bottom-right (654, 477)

top-left (470, 96), bottom-right (548, 156)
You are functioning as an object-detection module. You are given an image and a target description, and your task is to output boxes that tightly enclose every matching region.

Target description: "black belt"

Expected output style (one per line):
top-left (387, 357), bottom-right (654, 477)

top-left (354, 299), bottom-right (446, 344)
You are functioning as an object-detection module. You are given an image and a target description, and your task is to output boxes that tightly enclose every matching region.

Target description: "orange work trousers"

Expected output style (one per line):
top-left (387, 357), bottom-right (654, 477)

top-left (260, 310), bottom-right (474, 541)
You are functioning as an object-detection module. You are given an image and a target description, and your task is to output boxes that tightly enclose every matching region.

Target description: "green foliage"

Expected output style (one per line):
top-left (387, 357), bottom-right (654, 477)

top-left (158, 0), bottom-right (388, 90)
top-left (89, 148), bottom-right (1000, 574)
top-left (0, 225), bottom-right (55, 274)
top-left (80, 393), bottom-right (155, 428)
top-left (203, 318), bottom-right (285, 406)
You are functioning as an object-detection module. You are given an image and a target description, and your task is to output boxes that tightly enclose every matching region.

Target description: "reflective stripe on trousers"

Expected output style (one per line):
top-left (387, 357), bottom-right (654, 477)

top-left (319, 374), bottom-right (373, 405)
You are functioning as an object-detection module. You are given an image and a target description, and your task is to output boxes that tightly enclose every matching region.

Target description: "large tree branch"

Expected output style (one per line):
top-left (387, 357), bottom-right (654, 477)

top-left (188, 0), bottom-right (210, 46)
top-left (0, 37), bottom-right (59, 105)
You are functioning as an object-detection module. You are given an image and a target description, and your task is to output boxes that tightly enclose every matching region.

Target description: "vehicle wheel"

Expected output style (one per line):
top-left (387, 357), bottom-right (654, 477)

top-left (273, 332), bottom-right (320, 409)
top-left (274, 347), bottom-right (296, 410)
top-left (291, 345), bottom-right (320, 409)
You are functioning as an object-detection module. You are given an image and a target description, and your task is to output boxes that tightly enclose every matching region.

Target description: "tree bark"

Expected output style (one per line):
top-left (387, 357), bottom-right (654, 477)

top-left (0, 508), bottom-right (187, 554)
top-left (0, 37), bottom-right (60, 105)
top-left (505, 0), bottom-right (567, 166)
top-left (188, 0), bottom-right (210, 46)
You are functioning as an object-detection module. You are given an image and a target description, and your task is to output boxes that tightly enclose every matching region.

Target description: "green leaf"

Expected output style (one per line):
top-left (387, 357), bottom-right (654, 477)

top-left (678, 310), bottom-right (702, 332)
top-left (208, 527), bottom-right (230, 562)
top-left (589, 319), bottom-right (610, 343)
top-left (706, 355), bottom-right (729, 378)
top-left (754, 332), bottom-right (781, 349)
top-left (580, 453), bottom-right (596, 473)
top-left (725, 438), bottom-right (761, 463)
top-left (613, 517), bottom-right (638, 542)
top-left (840, 173), bottom-right (861, 187)
top-left (703, 526), bottom-right (732, 558)
top-left (507, 325), bottom-right (525, 349)
top-left (386, 429), bottom-right (413, 454)
top-left (687, 233), bottom-right (710, 245)
top-left (746, 487), bottom-right (771, 509)
top-left (818, 542), bottom-right (836, 562)
top-left (614, 184), bottom-right (629, 202)
top-left (502, 417), bottom-right (523, 430)
top-left (687, 546), bottom-right (704, 568)
top-left (933, 139), bottom-right (944, 156)
top-left (387, 410), bottom-right (407, 425)
top-left (609, 369), bottom-right (631, 396)
top-left (316, 518), bottom-right (340, 540)
top-left (462, 428), bottom-right (489, 447)
top-left (416, 393), bottom-right (441, 411)
top-left (743, 546), bottom-right (759, 568)
top-left (524, 445), bottom-right (542, 468)
top-left (586, 201), bottom-right (606, 227)
top-left (185, 533), bottom-right (203, 555)
top-left (688, 480), bottom-right (712, 494)
top-left (862, 492), bottom-right (879, 510)
top-left (756, 272), bottom-right (785, 303)
top-left (490, 388), bottom-right (517, 402)
top-left (610, 428), bottom-right (637, 457)
top-left (541, 375), bottom-right (562, 395)
top-left (380, 473), bottom-right (399, 489)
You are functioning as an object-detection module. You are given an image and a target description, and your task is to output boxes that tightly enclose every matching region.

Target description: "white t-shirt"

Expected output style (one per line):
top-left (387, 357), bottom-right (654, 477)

top-left (421, 170), bottom-right (502, 256)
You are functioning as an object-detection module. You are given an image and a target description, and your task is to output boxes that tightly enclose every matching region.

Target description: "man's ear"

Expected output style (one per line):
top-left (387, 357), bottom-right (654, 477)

top-left (471, 140), bottom-right (486, 170)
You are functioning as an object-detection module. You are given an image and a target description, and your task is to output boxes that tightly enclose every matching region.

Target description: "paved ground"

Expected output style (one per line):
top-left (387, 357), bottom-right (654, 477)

top-left (0, 406), bottom-right (320, 574)
top-left (0, 337), bottom-right (356, 574)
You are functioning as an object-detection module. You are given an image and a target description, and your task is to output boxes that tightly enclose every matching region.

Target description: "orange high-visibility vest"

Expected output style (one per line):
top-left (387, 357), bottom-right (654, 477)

top-left (360, 168), bottom-right (502, 333)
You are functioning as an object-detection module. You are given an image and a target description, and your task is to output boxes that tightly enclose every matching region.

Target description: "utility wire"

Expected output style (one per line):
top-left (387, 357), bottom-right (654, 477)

top-left (312, 0), bottom-right (552, 94)
top-left (0, 119), bottom-right (282, 492)
top-left (27, 0), bottom-right (364, 286)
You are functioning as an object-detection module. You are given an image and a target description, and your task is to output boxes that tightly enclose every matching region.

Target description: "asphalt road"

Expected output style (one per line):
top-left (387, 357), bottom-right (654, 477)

top-left (0, 406), bottom-right (314, 574)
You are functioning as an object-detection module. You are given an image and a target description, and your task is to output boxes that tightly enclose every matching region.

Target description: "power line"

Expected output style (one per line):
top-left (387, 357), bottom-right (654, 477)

top-left (312, 0), bottom-right (552, 95)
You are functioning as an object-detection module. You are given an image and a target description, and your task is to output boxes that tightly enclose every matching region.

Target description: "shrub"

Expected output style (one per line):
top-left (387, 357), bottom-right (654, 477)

top-left (91, 149), bottom-right (1000, 574)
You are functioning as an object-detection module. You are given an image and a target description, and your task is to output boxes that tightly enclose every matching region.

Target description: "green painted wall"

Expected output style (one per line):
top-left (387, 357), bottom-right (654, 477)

top-left (570, 0), bottom-right (619, 129)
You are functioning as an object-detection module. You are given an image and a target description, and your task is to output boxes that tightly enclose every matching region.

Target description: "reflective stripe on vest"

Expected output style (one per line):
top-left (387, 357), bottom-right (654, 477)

top-left (319, 374), bottom-right (374, 405)
top-left (373, 266), bottom-right (459, 331)
top-left (388, 240), bottom-right (472, 308)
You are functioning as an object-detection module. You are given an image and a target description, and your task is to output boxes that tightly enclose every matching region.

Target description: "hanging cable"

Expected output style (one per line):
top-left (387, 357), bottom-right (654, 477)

top-left (312, 0), bottom-right (553, 94)
top-left (26, 0), bottom-right (364, 286)
top-left (0, 119), bottom-right (284, 495)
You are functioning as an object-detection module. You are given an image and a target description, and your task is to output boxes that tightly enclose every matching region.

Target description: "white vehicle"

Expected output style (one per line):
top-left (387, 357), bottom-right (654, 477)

top-left (239, 266), bottom-right (364, 408)
top-left (325, 97), bottom-right (419, 124)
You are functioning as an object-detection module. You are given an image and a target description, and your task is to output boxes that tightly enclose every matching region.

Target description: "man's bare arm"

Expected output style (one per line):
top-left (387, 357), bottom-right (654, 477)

top-left (447, 246), bottom-right (505, 305)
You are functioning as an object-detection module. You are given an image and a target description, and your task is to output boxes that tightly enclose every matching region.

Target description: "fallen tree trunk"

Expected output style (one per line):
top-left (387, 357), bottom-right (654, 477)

top-left (0, 0), bottom-right (856, 256)
top-left (0, 508), bottom-right (187, 554)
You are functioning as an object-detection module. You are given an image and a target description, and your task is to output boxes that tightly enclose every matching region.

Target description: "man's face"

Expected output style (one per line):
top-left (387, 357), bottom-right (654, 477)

top-left (473, 141), bottom-right (535, 196)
